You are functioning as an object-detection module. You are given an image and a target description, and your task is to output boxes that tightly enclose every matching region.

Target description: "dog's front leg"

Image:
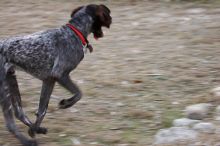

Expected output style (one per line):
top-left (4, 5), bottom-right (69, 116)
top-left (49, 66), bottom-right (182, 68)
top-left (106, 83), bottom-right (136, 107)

top-left (28, 78), bottom-right (55, 138)
top-left (57, 75), bottom-right (82, 109)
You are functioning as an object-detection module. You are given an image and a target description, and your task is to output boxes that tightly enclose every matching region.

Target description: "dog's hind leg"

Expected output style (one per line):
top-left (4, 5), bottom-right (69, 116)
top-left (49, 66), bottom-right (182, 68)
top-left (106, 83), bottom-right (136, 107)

top-left (0, 57), bottom-right (37, 146)
top-left (5, 64), bottom-right (33, 127)
top-left (5, 64), bottom-right (50, 136)
top-left (0, 89), bottom-right (38, 146)
top-left (57, 75), bottom-right (82, 109)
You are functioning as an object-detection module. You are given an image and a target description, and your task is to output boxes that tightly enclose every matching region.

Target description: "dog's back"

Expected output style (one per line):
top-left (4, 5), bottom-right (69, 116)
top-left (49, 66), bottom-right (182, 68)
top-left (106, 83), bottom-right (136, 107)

top-left (0, 27), bottom-right (84, 80)
top-left (3, 30), bottom-right (58, 77)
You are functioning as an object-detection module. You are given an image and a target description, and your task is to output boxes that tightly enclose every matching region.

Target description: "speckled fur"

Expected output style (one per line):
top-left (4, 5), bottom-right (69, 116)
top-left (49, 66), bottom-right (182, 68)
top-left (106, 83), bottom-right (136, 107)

top-left (0, 11), bottom-right (93, 80)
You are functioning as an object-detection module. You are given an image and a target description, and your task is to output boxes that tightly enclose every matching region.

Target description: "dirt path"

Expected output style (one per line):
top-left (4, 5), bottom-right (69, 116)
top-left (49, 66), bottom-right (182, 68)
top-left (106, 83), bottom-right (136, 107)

top-left (0, 0), bottom-right (220, 145)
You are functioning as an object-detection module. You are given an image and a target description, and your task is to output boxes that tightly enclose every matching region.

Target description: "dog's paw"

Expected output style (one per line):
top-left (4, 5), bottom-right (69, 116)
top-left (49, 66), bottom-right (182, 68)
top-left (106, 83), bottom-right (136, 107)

top-left (28, 127), bottom-right (36, 138)
top-left (28, 126), bottom-right (48, 138)
top-left (59, 99), bottom-right (73, 109)
top-left (23, 139), bottom-right (38, 146)
top-left (36, 127), bottom-right (48, 134)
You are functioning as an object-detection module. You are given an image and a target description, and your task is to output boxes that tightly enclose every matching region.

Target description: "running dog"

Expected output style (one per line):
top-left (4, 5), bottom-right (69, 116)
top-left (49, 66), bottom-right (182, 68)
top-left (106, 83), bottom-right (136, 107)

top-left (0, 4), bottom-right (112, 146)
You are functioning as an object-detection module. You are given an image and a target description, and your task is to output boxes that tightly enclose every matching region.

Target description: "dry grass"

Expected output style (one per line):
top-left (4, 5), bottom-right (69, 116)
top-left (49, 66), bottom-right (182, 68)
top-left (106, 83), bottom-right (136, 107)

top-left (0, 0), bottom-right (220, 145)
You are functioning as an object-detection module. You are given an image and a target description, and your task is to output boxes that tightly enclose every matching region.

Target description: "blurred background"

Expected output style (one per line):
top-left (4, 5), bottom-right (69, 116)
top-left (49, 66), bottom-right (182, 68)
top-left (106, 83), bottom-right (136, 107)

top-left (0, 0), bottom-right (220, 145)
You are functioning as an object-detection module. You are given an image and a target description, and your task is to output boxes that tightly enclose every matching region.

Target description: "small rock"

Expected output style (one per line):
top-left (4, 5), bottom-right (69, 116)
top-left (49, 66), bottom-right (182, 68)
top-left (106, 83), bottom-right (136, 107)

top-left (131, 22), bottom-right (139, 26)
top-left (90, 142), bottom-right (99, 145)
top-left (173, 118), bottom-right (200, 127)
top-left (109, 127), bottom-right (123, 130)
top-left (121, 81), bottom-right (129, 86)
top-left (186, 8), bottom-right (206, 14)
top-left (80, 135), bottom-right (86, 138)
top-left (51, 95), bottom-right (60, 100)
top-left (193, 122), bottom-right (216, 134)
top-left (179, 17), bottom-right (191, 22)
top-left (71, 138), bottom-right (81, 145)
top-left (69, 108), bottom-right (79, 113)
top-left (59, 134), bottom-right (67, 137)
top-left (110, 111), bottom-right (117, 116)
top-left (171, 101), bottom-right (179, 105)
top-left (117, 144), bottom-right (129, 146)
top-left (76, 79), bottom-right (84, 84)
top-left (185, 103), bottom-right (212, 120)
top-left (211, 87), bottom-right (220, 97)
top-left (154, 127), bottom-right (198, 144)
top-left (116, 102), bottom-right (125, 107)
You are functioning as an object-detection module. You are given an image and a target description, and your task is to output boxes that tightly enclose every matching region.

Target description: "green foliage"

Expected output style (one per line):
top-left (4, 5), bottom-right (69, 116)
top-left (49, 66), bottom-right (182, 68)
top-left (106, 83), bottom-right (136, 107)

top-left (161, 109), bottom-right (182, 128)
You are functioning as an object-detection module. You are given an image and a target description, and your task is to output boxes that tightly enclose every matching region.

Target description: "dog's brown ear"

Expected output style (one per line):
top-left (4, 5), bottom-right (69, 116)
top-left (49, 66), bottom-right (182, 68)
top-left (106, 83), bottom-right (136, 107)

top-left (96, 5), bottom-right (112, 28)
top-left (71, 6), bottom-right (83, 17)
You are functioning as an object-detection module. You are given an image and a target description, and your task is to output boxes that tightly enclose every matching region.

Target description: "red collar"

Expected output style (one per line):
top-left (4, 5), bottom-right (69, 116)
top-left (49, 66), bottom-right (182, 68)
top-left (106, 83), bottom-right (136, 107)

top-left (66, 23), bottom-right (88, 46)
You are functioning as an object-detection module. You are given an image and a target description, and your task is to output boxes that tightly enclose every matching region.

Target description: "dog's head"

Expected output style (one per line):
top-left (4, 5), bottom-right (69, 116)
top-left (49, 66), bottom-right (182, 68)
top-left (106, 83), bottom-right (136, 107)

top-left (71, 4), bottom-right (112, 39)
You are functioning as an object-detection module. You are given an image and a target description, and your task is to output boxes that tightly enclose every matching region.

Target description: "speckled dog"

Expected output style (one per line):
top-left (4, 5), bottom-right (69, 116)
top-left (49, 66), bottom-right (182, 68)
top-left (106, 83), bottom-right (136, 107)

top-left (0, 4), bottom-right (111, 146)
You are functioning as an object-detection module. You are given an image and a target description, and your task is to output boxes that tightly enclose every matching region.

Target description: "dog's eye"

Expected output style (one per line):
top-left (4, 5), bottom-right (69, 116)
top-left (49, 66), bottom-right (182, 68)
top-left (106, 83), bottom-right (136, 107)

top-left (103, 13), bottom-right (108, 21)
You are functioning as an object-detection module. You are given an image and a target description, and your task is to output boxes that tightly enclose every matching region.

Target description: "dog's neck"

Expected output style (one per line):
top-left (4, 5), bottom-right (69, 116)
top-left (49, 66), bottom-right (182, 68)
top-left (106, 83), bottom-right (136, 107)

top-left (69, 14), bottom-right (93, 38)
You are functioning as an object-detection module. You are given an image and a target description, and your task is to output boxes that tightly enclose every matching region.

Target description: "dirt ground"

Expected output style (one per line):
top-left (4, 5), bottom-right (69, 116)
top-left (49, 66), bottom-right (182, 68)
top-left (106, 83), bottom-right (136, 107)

top-left (0, 0), bottom-right (220, 146)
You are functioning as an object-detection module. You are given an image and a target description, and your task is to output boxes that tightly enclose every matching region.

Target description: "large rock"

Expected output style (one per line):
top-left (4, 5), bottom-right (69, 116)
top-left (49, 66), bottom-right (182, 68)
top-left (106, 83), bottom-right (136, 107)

top-left (185, 103), bottom-right (212, 120)
top-left (193, 122), bottom-right (216, 134)
top-left (173, 118), bottom-right (200, 127)
top-left (154, 127), bottom-right (198, 145)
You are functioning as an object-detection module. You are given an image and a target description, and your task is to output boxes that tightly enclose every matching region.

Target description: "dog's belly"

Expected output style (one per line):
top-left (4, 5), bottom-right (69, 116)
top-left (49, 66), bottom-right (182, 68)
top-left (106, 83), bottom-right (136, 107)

top-left (11, 51), bottom-right (55, 80)
top-left (11, 48), bottom-right (55, 80)
top-left (13, 55), bottom-right (54, 80)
